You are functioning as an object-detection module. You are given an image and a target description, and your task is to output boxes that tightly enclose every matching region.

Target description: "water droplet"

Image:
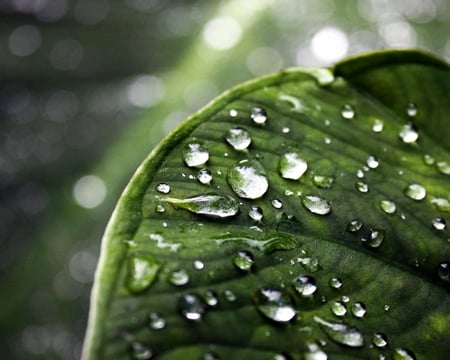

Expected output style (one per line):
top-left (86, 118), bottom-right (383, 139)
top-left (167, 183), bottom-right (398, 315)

top-left (222, 289), bottom-right (237, 302)
top-left (293, 275), bottom-right (317, 296)
top-left (233, 250), bottom-right (255, 271)
top-left (341, 295), bottom-right (350, 303)
top-left (203, 352), bottom-right (220, 360)
top-left (156, 183), bottom-right (170, 194)
top-left (384, 304), bottom-right (390, 311)
top-left (313, 175), bottom-right (334, 189)
top-left (251, 107), bottom-right (267, 124)
top-left (366, 155), bottom-right (379, 169)
top-left (423, 154), bottom-right (435, 166)
top-left (346, 219), bottom-right (363, 233)
top-left (314, 316), bottom-right (364, 347)
top-left (284, 189), bottom-right (294, 196)
top-left (330, 277), bottom-right (343, 289)
top-left (282, 127), bottom-right (290, 133)
top-left (197, 169), bottom-right (213, 185)
top-left (131, 342), bottom-right (153, 359)
top-left (279, 151), bottom-right (308, 180)
top-left (350, 302), bottom-right (366, 318)
top-left (178, 293), bottom-right (206, 321)
top-left (194, 260), bottom-right (204, 270)
top-left (355, 181), bottom-right (369, 193)
top-left (392, 348), bottom-right (416, 360)
top-left (437, 161), bottom-right (450, 175)
top-left (225, 127), bottom-right (252, 150)
top-left (254, 288), bottom-right (296, 322)
top-left (249, 205), bottom-right (264, 222)
top-left (341, 104), bottom-right (355, 119)
top-left (372, 332), bottom-right (388, 348)
top-left (169, 269), bottom-right (190, 286)
top-left (331, 301), bottom-right (347, 316)
top-left (227, 159), bottom-right (269, 199)
top-left (126, 255), bottom-right (161, 294)
top-left (162, 194), bottom-right (239, 218)
top-left (203, 290), bottom-right (219, 306)
top-left (183, 142), bottom-right (209, 167)
top-left (302, 195), bottom-right (331, 215)
top-left (379, 200), bottom-right (396, 214)
top-left (356, 169), bottom-right (365, 178)
top-left (432, 218), bottom-right (446, 230)
top-left (147, 312), bottom-right (166, 330)
top-left (271, 198), bottom-right (283, 209)
top-left (399, 123), bottom-right (419, 143)
top-left (404, 184), bottom-right (426, 200)
top-left (430, 197), bottom-right (450, 212)
top-left (304, 342), bottom-right (328, 360)
top-left (372, 119), bottom-right (384, 133)
top-left (229, 109), bottom-right (238, 117)
top-left (437, 262), bottom-right (449, 282)
top-left (361, 228), bottom-right (385, 248)
top-left (406, 102), bottom-right (417, 117)
top-left (155, 204), bottom-right (166, 213)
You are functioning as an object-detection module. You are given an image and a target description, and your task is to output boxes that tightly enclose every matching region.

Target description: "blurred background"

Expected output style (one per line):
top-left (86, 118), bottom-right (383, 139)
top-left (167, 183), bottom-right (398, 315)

top-left (0, 0), bottom-right (449, 359)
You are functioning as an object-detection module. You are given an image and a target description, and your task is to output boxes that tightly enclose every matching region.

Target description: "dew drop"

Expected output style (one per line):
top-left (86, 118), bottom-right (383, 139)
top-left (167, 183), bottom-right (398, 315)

top-left (431, 217), bottom-right (446, 230)
top-left (430, 197), bottom-right (450, 212)
top-left (379, 200), bottom-right (396, 214)
top-left (341, 104), bottom-right (355, 119)
top-left (437, 262), bottom-right (449, 283)
top-left (361, 228), bottom-right (385, 248)
top-left (169, 269), bottom-right (190, 286)
top-left (279, 151), bottom-right (308, 180)
top-left (330, 277), bottom-right (343, 289)
top-left (341, 295), bottom-right (350, 303)
top-left (194, 260), bottom-right (204, 270)
top-left (313, 175), bottom-right (334, 189)
top-left (224, 289), bottom-right (237, 302)
top-left (350, 302), bottom-right (366, 318)
top-left (251, 107), bottom-right (268, 124)
top-left (293, 275), bottom-right (317, 296)
top-left (406, 102), bottom-right (417, 117)
top-left (155, 204), bottom-right (166, 213)
top-left (229, 109), bottom-right (238, 117)
top-left (372, 119), bottom-right (384, 133)
top-left (314, 316), bottom-right (364, 347)
top-left (203, 352), bottom-right (220, 360)
top-left (131, 342), bottom-right (153, 360)
top-left (404, 184), bottom-right (426, 200)
top-left (436, 161), bottom-right (450, 175)
top-left (147, 312), bottom-right (166, 330)
top-left (355, 181), bottom-right (369, 193)
top-left (304, 342), bottom-right (328, 360)
top-left (197, 169), bottom-right (213, 185)
top-left (183, 142), bottom-right (209, 167)
top-left (178, 293), bottom-right (206, 321)
top-left (282, 127), bottom-right (290, 133)
top-left (302, 195), bottom-right (331, 215)
top-left (392, 348), bottom-right (416, 360)
top-left (356, 169), bottom-right (365, 178)
top-left (227, 159), bottom-right (269, 199)
top-left (271, 198), bottom-right (283, 209)
top-left (156, 183), bottom-right (171, 194)
top-left (423, 154), bottom-right (435, 166)
top-left (346, 219), bottom-right (363, 233)
top-left (162, 194), bottom-right (239, 218)
top-left (126, 255), bottom-right (161, 294)
top-left (372, 332), bottom-right (388, 348)
top-left (233, 250), bottom-right (255, 271)
top-left (203, 290), bottom-right (219, 306)
top-left (331, 301), bottom-right (347, 316)
top-left (399, 123), bottom-right (419, 143)
top-left (249, 205), bottom-right (264, 222)
top-left (225, 127), bottom-right (252, 150)
top-left (254, 288), bottom-right (296, 322)
top-left (366, 155), bottom-right (379, 169)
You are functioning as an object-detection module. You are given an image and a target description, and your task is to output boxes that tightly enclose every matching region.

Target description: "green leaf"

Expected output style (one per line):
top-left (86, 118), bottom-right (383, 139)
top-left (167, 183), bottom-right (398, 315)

top-left (82, 50), bottom-right (450, 359)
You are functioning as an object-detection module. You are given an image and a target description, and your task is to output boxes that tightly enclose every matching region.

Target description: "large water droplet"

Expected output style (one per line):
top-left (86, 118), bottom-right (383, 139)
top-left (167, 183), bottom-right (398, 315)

top-left (169, 269), bottom-right (190, 286)
top-left (314, 316), bottom-right (364, 347)
top-left (131, 342), bottom-right (153, 360)
top-left (436, 161), bottom-right (450, 175)
top-left (372, 119), bottom-right (384, 133)
top-left (346, 219), bottom-right (363, 233)
top-left (293, 275), bottom-right (317, 296)
top-left (126, 255), bottom-right (161, 294)
top-left (330, 277), bottom-right (343, 289)
top-left (156, 183), bottom-right (171, 194)
top-left (197, 169), bottom-right (213, 185)
top-left (331, 301), bottom-right (347, 316)
top-left (372, 332), bottom-right (388, 348)
top-left (432, 217), bottom-right (446, 230)
top-left (406, 102), bottom-right (417, 117)
top-left (404, 184), bottom-right (426, 200)
top-left (227, 159), bottom-right (269, 199)
top-left (249, 205), bottom-right (264, 222)
top-left (312, 175), bottom-right (334, 189)
top-left (362, 228), bottom-right (384, 248)
top-left (162, 194), bottom-right (239, 218)
top-left (147, 312), bottom-right (166, 330)
top-left (302, 195), bottom-right (331, 215)
top-left (399, 123), bottom-right (419, 143)
top-left (430, 197), bottom-right (450, 212)
top-left (254, 288), bottom-right (296, 322)
top-left (392, 348), bottom-right (416, 360)
top-left (183, 142), bottom-right (209, 167)
top-left (350, 302), bottom-right (366, 318)
top-left (355, 181), bottom-right (369, 193)
top-left (225, 127), bottom-right (252, 150)
top-left (233, 250), bottom-right (255, 271)
top-left (341, 104), bottom-right (355, 119)
top-left (178, 293), bottom-right (206, 321)
top-left (251, 107), bottom-right (267, 125)
top-left (366, 155), bottom-right (379, 169)
top-left (279, 151), bottom-right (308, 180)
top-left (379, 200), bottom-right (396, 214)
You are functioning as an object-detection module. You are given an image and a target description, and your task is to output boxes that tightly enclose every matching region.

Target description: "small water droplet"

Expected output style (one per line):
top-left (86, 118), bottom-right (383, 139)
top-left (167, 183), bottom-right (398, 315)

top-left (251, 107), bottom-right (267, 124)
top-left (313, 175), bottom-right (334, 189)
top-left (179, 293), bottom-right (206, 321)
top-left (183, 142), bottom-right (209, 167)
top-left (155, 204), bottom-right (166, 213)
top-left (227, 159), bottom-right (269, 199)
top-left (293, 275), bottom-right (317, 296)
top-left (355, 181), bottom-right (369, 193)
top-left (384, 304), bottom-right (390, 311)
top-left (302, 195), bottom-right (331, 215)
top-left (423, 154), bottom-right (435, 166)
top-left (406, 102), bottom-right (417, 117)
top-left (430, 197), bottom-right (450, 212)
top-left (271, 198), bottom-right (283, 209)
top-left (194, 260), bottom-right (204, 270)
top-left (162, 194), bottom-right (239, 218)
top-left (372, 332), bottom-right (388, 348)
top-left (346, 219), bottom-right (363, 233)
top-left (304, 342), bottom-right (328, 360)
top-left (282, 127), bottom-right (290, 133)
top-left (431, 217), bottom-right (446, 231)
top-left (197, 168), bottom-right (213, 185)
top-left (379, 200), bottom-right (396, 214)
top-left (356, 169), bottom-right (365, 178)
top-left (169, 269), bottom-right (190, 286)
top-left (314, 316), bottom-right (364, 347)
top-left (330, 277), bottom-right (343, 289)
top-left (229, 109), bottom-right (238, 117)
top-left (392, 348), bottom-right (416, 360)
top-left (341, 295), bottom-right (350, 303)
top-left (350, 302), bottom-right (366, 318)
top-left (126, 255), bottom-right (161, 294)
top-left (366, 155), bottom-right (379, 169)
top-left (404, 184), bottom-right (426, 200)
top-left (224, 289), bottom-right (237, 302)
top-left (156, 183), bottom-right (171, 194)
top-left (249, 205), bottom-right (264, 222)
top-left (203, 352), bottom-right (220, 360)
top-left (399, 123), bottom-right (419, 143)
top-left (341, 104), bottom-right (355, 119)
top-left (372, 119), bottom-right (384, 133)
top-left (284, 189), bottom-right (294, 196)
top-left (279, 151), bottom-right (308, 180)
top-left (233, 250), bottom-right (255, 271)
top-left (203, 290), bottom-right (219, 306)
top-left (361, 228), bottom-right (384, 248)
top-left (225, 127), bottom-right (252, 150)
top-left (147, 312), bottom-right (166, 330)
top-left (331, 301), bottom-right (347, 316)
top-left (436, 161), bottom-right (450, 175)
top-left (437, 262), bottom-right (449, 282)
top-left (131, 342), bottom-right (153, 360)
top-left (254, 288), bottom-right (296, 322)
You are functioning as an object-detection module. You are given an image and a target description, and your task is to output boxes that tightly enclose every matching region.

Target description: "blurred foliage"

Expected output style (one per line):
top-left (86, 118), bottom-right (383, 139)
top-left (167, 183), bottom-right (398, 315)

top-left (0, 0), bottom-right (449, 359)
